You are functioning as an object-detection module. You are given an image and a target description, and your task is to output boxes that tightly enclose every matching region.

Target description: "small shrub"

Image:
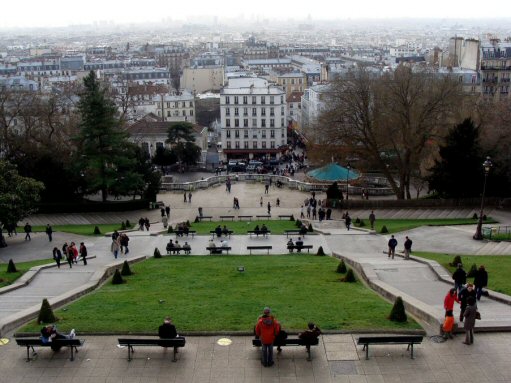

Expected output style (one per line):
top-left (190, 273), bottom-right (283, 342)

top-left (186, 220), bottom-right (191, 227)
top-left (336, 260), bottom-right (347, 274)
top-left (125, 220), bottom-right (132, 228)
top-left (316, 246), bottom-right (325, 256)
top-left (121, 221), bottom-right (126, 230)
top-left (472, 213), bottom-right (478, 220)
top-left (467, 263), bottom-right (477, 278)
top-left (358, 219), bottom-right (366, 227)
top-left (112, 269), bottom-right (124, 285)
top-left (308, 223), bottom-right (313, 232)
top-left (37, 298), bottom-right (56, 324)
top-left (290, 214), bottom-right (295, 221)
top-left (449, 255), bottom-right (462, 267)
top-left (341, 268), bottom-right (356, 282)
top-left (7, 259), bottom-right (17, 273)
top-left (167, 225), bottom-right (174, 233)
top-left (121, 260), bottom-right (132, 276)
top-left (355, 217), bottom-right (361, 224)
top-left (295, 219), bottom-right (302, 228)
top-left (93, 226), bottom-right (101, 235)
top-left (194, 216), bottom-right (199, 223)
top-left (380, 225), bottom-right (389, 234)
top-left (389, 297), bottom-right (407, 322)
top-left (154, 247), bottom-right (162, 258)
top-left (483, 214), bottom-right (487, 221)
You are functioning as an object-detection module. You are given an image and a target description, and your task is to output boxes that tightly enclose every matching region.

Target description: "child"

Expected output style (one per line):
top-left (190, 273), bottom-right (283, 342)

top-left (442, 310), bottom-right (455, 339)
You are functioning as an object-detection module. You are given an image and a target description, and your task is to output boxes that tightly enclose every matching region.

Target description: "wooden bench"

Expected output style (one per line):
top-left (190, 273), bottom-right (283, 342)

top-left (256, 215), bottom-right (271, 219)
top-left (174, 230), bottom-right (196, 238)
top-left (166, 247), bottom-right (191, 255)
top-left (219, 215), bottom-right (235, 221)
top-left (357, 335), bottom-right (423, 360)
top-left (285, 230), bottom-right (306, 238)
top-left (248, 230), bottom-right (271, 238)
top-left (117, 337), bottom-right (186, 362)
top-left (15, 338), bottom-right (84, 361)
top-left (252, 337), bottom-right (319, 361)
top-left (278, 215), bottom-right (293, 220)
top-left (206, 246), bottom-right (231, 255)
top-left (287, 245), bottom-right (313, 253)
top-left (197, 216), bottom-right (213, 221)
top-left (247, 245), bottom-right (272, 254)
top-left (238, 215), bottom-right (253, 221)
top-left (210, 230), bottom-right (233, 239)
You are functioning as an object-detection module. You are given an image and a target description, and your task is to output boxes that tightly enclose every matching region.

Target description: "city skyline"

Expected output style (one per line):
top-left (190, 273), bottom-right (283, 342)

top-left (2, 0), bottom-right (511, 28)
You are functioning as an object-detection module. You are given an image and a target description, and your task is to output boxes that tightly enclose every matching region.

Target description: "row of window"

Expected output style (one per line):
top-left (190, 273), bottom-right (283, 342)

top-left (225, 141), bottom-right (276, 149)
top-left (157, 101), bottom-right (194, 108)
top-left (157, 110), bottom-right (193, 117)
top-left (225, 118), bottom-right (285, 128)
top-left (225, 95), bottom-right (284, 105)
top-left (281, 78), bottom-right (303, 85)
top-left (226, 129), bottom-right (284, 139)
top-left (225, 106), bottom-right (285, 117)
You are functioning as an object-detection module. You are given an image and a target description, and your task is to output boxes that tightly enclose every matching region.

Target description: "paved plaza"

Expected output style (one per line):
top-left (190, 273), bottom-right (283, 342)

top-left (1, 183), bottom-right (511, 382)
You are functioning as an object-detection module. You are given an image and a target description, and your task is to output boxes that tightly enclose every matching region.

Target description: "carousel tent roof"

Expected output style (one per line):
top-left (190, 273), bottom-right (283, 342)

top-left (307, 163), bottom-right (359, 182)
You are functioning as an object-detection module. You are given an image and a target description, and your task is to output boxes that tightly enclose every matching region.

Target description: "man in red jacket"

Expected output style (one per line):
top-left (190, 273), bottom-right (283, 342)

top-left (255, 307), bottom-right (280, 367)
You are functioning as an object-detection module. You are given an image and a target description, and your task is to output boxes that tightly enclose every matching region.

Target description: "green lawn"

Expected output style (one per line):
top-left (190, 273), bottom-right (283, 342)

top-left (354, 218), bottom-right (497, 234)
top-left (32, 224), bottom-right (126, 236)
top-left (0, 259), bottom-right (54, 288)
top-left (21, 255), bottom-right (419, 333)
top-left (184, 220), bottom-right (301, 235)
top-left (413, 251), bottom-right (511, 295)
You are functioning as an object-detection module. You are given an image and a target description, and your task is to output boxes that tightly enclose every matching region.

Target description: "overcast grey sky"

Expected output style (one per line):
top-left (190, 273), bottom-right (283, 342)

top-left (2, 0), bottom-right (510, 28)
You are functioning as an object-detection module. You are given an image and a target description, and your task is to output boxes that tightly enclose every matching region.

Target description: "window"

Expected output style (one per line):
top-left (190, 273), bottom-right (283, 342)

top-left (182, 102), bottom-right (186, 107)
top-left (225, 96), bottom-right (230, 104)
top-left (166, 102), bottom-right (171, 108)
top-left (299, 79), bottom-right (302, 84)
top-left (261, 119), bottom-right (266, 127)
top-left (234, 119), bottom-right (239, 127)
top-left (252, 96), bottom-right (256, 104)
top-left (244, 130), bottom-right (249, 138)
top-left (270, 119), bottom-right (275, 127)
top-left (226, 108), bottom-right (230, 116)
top-left (190, 110), bottom-right (193, 116)
top-left (167, 111), bottom-right (171, 117)
top-left (270, 141), bottom-right (275, 148)
top-left (243, 107), bottom-right (248, 116)
top-left (262, 130), bottom-right (266, 138)
top-left (234, 107), bottom-right (239, 116)
top-left (226, 141), bottom-right (231, 149)
top-left (244, 119), bottom-right (248, 127)
top-left (290, 103), bottom-right (293, 108)
top-left (281, 118), bottom-right (284, 127)
top-left (235, 141), bottom-right (240, 149)
top-left (281, 106), bottom-right (284, 115)
top-left (281, 129), bottom-right (285, 138)
top-left (243, 96), bottom-right (248, 104)
top-left (182, 110), bottom-right (186, 116)
top-left (291, 79), bottom-right (295, 85)
top-left (244, 141), bottom-right (249, 149)
top-left (235, 130), bottom-right (240, 138)
top-left (270, 107), bottom-right (275, 116)
top-left (282, 79), bottom-right (286, 85)
top-left (252, 108), bottom-right (257, 116)
top-left (262, 141), bottom-right (266, 149)
top-left (261, 96), bottom-right (266, 104)
top-left (226, 119), bottom-right (231, 127)
top-left (252, 118), bottom-right (257, 127)
top-left (189, 101), bottom-right (193, 107)
top-left (281, 96), bottom-right (284, 104)
top-left (226, 130), bottom-right (231, 138)
top-left (270, 96), bottom-right (274, 104)
top-left (270, 130), bottom-right (275, 138)
top-left (261, 108), bottom-right (266, 116)
top-left (253, 141), bottom-right (258, 149)
top-left (290, 110), bottom-right (294, 115)
top-left (234, 96), bottom-right (239, 104)
top-left (175, 102), bottom-right (178, 108)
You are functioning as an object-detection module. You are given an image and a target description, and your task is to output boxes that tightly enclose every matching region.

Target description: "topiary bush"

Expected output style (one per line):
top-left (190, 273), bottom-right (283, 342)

top-left (316, 246), bottom-right (325, 256)
top-left (290, 214), bottom-right (295, 221)
top-left (186, 220), bottom-right (191, 227)
top-left (358, 219), bottom-right (366, 227)
top-left (121, 221), bottom-right (126, 230)
top-left (295, 219), bottom-right (302, 228)
top-left (93, 226), bottom-right (101, 235)
top-left (389, 296), bottom-right (407, 322)
top-left (154, 248), bottom-right (162, 258)
top-left (449, 255), bottom-right (462, 267)
top-left (37, 298), bottom-right (56, 324)
top-left (355, 217), bottom-right (361, 224)
top-left (467, 263), bottom-right (477, 278)
top-left (483, 214), bottom-right (487, 221)
top-left (194, 216), bottom-right (199, 223)
top-left (472, 213), bottom-right (478, 220)
top-left (167, 225), bottom-right (174, 233)
top-left (121, 260), bottom-right (133, 276)
top-left (7, 259), bottom-right (17, 273)
top-left (112, 269), bottom-right (124, 285)
top-left (380, 225), bottom-right (389, 234)
top-left (336, 260), bottom-right (347, 274)
top-left (125, 220), bottom-right (132, 228)
top-left (308, 223), bottom-right (313, 232)
top-left (341, 268), bottom-right (356, 282)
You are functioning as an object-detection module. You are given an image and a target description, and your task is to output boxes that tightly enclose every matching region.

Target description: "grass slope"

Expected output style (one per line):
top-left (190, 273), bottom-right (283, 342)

top-left (0, 259), bottom-right (53, 288)
top-left (413, 251), bottom-right (511, 295)
top-left (21, 255), bottom-right (419, 333)
top-left (354, 218), bottom-right (497, 234)
top-left (185, 220), bottom-right (299, 235)
top-left (32, 224), bottom-right (125, 236)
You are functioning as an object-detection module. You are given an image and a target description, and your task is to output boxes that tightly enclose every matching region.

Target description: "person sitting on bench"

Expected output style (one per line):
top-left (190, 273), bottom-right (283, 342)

top-left (298, 322), bottom-right (321, 343)
top-left (174, 241), bottom-right (181, 253)
top-left (176, 223), bottom-right (184, 237)
top-left (41, 324), bottom-right (76, 351)
top-left (158, 316), bottom-right (177, 339)
top-left (215, 225), bottom-right (222, 238)
top-left (287, 238), bottom-right (294, 252)
top-left (221, 238), bottom-right (229, 248)
top-left (222, 225), bottom-right (229, 236)
top-left (261, 224), bottom-right (268, 235)
top-left (183, 225), bottom-right (189, 236)
top-left (166, 240), bottom-right (174, 255)
top-left (254, 225), bottom-right (260, 232)
top-left (183, 242), bottom-right (191, 255)
top-left (208, 239), bottom-right (222, 254)
top-left (299, 224), bottom-right (308, 236)
top-left (295, 237), bottom-right (304, 252)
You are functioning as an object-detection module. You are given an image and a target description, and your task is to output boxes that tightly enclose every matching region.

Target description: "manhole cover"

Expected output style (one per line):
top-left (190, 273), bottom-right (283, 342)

top-left (217, 338), bottom-right (232, 346)
top-left (329, 361), bottom-right (357, 375)
top-left (0, 338), bottom-right (9, 346)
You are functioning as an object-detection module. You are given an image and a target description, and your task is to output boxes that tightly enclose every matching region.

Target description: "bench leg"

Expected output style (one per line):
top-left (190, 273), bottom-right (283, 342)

top-left (70, 345), bottom-right (76, 361)
top-left (173, 346), bottom-right (178, 362)
top-left (306, 345), bottom-right (312, 361)
top-left (410, 343), bottom-right (414, 359)
top-left (365, 344), bottom-right (369, 360)
top-left (25, 346), bottom-right (31, 362)
top-left (128, 345), bottom-right (134, 361)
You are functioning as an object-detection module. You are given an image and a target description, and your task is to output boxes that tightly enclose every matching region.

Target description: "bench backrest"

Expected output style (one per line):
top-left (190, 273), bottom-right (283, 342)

top-left (247, 246), bottom-right (272, 249)
top-left (118, 337), bottom-right (186, 347)
top-left (357, 336), bottom-right (423, 344)
top-left (16, 338), bottom-right (83, 346)
top-left (252, 338), bottom-right (319, 347)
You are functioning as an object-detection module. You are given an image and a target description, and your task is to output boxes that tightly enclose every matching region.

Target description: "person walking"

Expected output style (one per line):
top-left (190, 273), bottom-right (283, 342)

top-left (165, 206), bottom-right (171, 217)
top-left (160, 207), bottom-right (166, 217)
top-left (24, 222), bottom-right (32, 241)
top-left (403, 236), bottom-right (413, 259)
top-left (300, 205), bottom-right (305, 219)
top-left (255, 307), bottom-right (280, 367)
top-left (188, 192), bottom-right (192, 203)
top-left (120, 234), bottom-right (130, 254)
top-left (79, 242), bottom-right (88, 265)
top-left (276, 198), bottom-right (280, 207)
top-left (458, 284), bottom-right (476, 322)
top-left (267, 202), bottom-right (271, 215)
top-left (345, 213), bottom-right (351, 230)
top-left (474, 265), bottom-right (488, 301)
top-left (52, 247), bottom-right (62, 268)
top-left (452, 263), bottom-right (467, 294)
top-left (260, 196), bottom-right (263, 207)
top-left (45, 224), bottom-right (53, 242)
top-left (462, 296), bottom-right (478, 345)
top-left (388, 235), bottom-right (397, 259)
top-left (183, 192), bottom-right (187, 203)
top-left (111, 239), bottom-right (120, 259)
top-left (369, 210), bottom-right (376, 230)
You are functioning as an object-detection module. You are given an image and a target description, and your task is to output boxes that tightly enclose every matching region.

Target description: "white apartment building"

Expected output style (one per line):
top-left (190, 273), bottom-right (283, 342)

top-left (154, 91), bottom-right (196, 124)
top-left (300, 84), bottom-right (330, 142)
top-left (220, 77), bottom-right (287, 162)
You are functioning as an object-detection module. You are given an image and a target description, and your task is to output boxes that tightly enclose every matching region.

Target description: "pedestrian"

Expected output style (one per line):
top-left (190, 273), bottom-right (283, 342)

top-left (188, 192), bottom-right (192, 203)
top-left (52, 247), bottom-right (62, 268)
top-left (462, 296), bottom-right (478, 345)
top-left (265, 183), bottom-right (269, 194)
top-left (388, 235), bottom-right (397, 259)
top-left (452, 263), bottom-right (467, 294)
top-left (120, 234), bottom-right (130, 254)
top-left (162, 215), bottom-right (168, 229)
top-left (260, 196), bottom-right (263, 207)
top-left (160, 207), bottom-right (166, 217)
top-left (442, 310), bottom-right (455, 340)
top-left (326, 208), bottom-right (332, 220)
top-left (111, 238), bottom-right (120, 259)
top-left (312, 207), bottom-right (317, 220)
top-left (306, 205), bottom-right (311, 218)
top-left (165, 206), bottom-right (170, 217)
top-left (403, 236), bottom-right (413, 259)
top-left (474, 265), bottom-right (488, 301)
top-left (144, 218), bottom-right (150, 231)
top-left (255, 307), bottom-right (280, 367)
top-left (345, 213), bottom-right (351, 230)
top-left (183, 192), bottom-right (187, 203)
top-left (369, 210), bottom-right (376, 230)
top-left (79, 242), bottom-right (88, 266)
top-left (276, 198), bottom-right (280, 207)
top-left (45, 224), bottom-right (53, 242)
top-left (69, 242), bottom-right (79, 263)
top-left (198, 207), bottom-right (203, 218)
top-left (300, 205), bottom-right (305, 219)
top-left (62, 242), bottom-right (72, 268)
top-left (138, 217), bottom-right (144, 231)
top-left (458, 284), bottom-right (476, 322)
top-left (267, 202), bottom-right (271, 215)
top-left (24, 222), bottom-right (32, 241)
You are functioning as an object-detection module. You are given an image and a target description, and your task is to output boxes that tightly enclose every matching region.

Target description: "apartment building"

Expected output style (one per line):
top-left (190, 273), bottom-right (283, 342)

top-left (154, 91), bottom-right (196, 124)
top-left (180, 66), bottom-right (225, 94)
top-left (220, 77), bottom-right (287, 161)
top-left (480, 40), bottom-right (511, 99)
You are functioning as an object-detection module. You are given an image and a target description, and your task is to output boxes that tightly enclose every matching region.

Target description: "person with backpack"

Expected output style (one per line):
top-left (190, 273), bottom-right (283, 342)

top-left (52, 247), bottom-right (62, 268)
top-left (403, 236), bottom-right (413, 259)
top-left (255, 307), bottom-right (280, 367)
top-left (388, 235), bottom-right (398, 259)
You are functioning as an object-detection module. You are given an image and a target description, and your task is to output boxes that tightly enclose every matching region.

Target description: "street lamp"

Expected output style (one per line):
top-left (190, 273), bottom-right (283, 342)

top-left (346, 162), bottom-right (351, 201)
top-left (473, 156), bottom-right (492, 240)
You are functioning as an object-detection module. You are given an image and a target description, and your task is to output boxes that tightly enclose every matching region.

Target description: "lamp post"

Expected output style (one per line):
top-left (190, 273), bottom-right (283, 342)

top-left (473, 156), bottom-right (492, 240)
top-left (346, 162), bottom-right (351, 201)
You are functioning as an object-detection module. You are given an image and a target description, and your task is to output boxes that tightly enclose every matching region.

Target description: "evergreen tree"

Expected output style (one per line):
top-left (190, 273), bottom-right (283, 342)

top-left (112, 269), bottom-right (124, 284)
top-left (37, 298), bottom-right (56, 324)
top-left (7, 259), bottom-right (17, 273)
top-left (389, 297), bottom-right (407, 322)
top-left (121, 260), bottom-right (133, 276)
top-left (428, 119), bottom-right (484, 198)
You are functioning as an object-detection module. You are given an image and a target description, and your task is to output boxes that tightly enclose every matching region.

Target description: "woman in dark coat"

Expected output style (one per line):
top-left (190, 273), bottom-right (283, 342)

top-left (474, 265), bottom-right (488, 301)
top-left (463, 296), bottom-right (478, 345)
